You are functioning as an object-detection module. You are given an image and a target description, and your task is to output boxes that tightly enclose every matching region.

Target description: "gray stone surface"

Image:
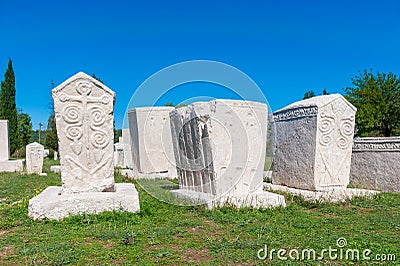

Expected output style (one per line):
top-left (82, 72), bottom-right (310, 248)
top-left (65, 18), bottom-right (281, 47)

top-left (28, 183), bottom-right (140, 220)
top-left (350, 137), bottom-right (400, 192)
top-left (0, 120), bottom-right (24, 172)
top-left (44, 149), bottom-right (50, 158)
top-left (26, 142), bottom-right (44, 175)
top-left (170, 99), bottom-right (285, 208)
top-left (29, 72), bottom-right (140, 220)
top-left (127, 107), bottom-right (177, 178)
top-left (114, 140), bottom-right (125, 168)
top-left (272, 94), bottom-right (356, 191)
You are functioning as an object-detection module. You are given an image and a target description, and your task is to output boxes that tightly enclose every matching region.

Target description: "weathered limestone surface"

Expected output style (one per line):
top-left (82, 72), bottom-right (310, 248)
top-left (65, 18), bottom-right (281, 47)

top-left (170, 100), bottom-right (285, 208)
top-left (350, 137), bottom-right (400, 192)
top-left (0, 120), bottom-right (9, 161)
top-left (122, 128), bottom-right (133, 168)
top-left (114, 137), bottom-right (125, 168)
top-left (26, 142), bottom-right (44, 174)
top-left (50, 165), bottom-right (61, 173)
top-left (127, 107), bottom-right (177, 178)
top-left (28, 72), bottom-right (140, 220)
top-left (52, 72), bottom-right (115, 193)
top-left (0, 120), bottom-right (24, 172)
top-left (272, 94), bottom-right (356, 191)
top-left (28, 183), bottom-right (139, 220)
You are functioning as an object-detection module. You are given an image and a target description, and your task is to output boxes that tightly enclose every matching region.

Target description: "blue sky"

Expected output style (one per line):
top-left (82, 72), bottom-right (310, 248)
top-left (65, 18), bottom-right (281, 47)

top-left (1, 0), bottom-right (399, 129)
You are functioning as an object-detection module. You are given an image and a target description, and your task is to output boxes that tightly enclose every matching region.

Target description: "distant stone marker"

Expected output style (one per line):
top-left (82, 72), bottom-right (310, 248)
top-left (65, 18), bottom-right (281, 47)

top-left (268, 94), bottom-right (378, 201)
top-left (127, 106), bottom-right (177, 178)
top-left (28, 72), bottom-right (140, 220)
top-left (114, 137), bottom-right (125, 168)
top-left (170, 100), bottom-right (285, 208)
top-left (0, 120), bottom-right (24, 172)
top-left (26, 142), bottom-right (44, 175)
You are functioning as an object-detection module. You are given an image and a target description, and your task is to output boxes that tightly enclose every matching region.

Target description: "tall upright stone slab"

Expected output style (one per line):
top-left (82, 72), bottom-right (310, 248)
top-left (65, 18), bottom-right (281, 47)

top-left (0, 120), bottom-right (24, 172)
top-left (122, 128), bottom-right (133, 168)
top-left (267, 94), bottom-right (378, 202)
top-left (114, 137), bottom-right (126, 168)
top-left (272, 94), bottom-right (356, 191)
top-left (28, 72), bottom-right (140, 220)
top-left (52, 73), bottom-right (115, 193)
top-left (26, 142), bottom-right (44, 175)
top-left (127, 107), bottom-right (177, 178)
top-left (170, 100), bottom-right (285, 208)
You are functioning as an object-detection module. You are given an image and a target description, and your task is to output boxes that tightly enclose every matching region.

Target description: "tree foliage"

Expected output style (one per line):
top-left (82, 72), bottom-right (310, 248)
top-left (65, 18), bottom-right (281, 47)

top-left (17, 109), bottom-right (32, 147)
top-left (0, 59), bottom-right (18, 153)
top-left (345, 69), bottom-right (400, 137)
top-left (303, 90), bottom-right (315, 100)
top-left (45, 114), bottom-right (58, 151)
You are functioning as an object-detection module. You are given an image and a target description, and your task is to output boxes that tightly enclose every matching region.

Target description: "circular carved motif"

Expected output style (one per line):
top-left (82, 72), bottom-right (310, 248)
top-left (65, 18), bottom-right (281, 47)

top-left (91, 130), bottom-right (109, 149)
top-left (66, 125), bottom-right (82, 141)
top-left (90, 107), bottom-right (106, 127)
top-left (76, 80), bottom-right (92, 95)
top-left (62, 105), bottom-right (81, 124)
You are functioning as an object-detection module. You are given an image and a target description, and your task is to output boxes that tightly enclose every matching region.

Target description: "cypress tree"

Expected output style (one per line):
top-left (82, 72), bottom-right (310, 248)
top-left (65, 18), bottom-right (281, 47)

top-left (0, 59), bottom-right (18, 154)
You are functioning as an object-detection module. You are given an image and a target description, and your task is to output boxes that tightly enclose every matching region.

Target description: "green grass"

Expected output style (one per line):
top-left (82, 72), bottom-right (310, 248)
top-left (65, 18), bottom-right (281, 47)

top-left (0, 159), bottom-right (399, 265)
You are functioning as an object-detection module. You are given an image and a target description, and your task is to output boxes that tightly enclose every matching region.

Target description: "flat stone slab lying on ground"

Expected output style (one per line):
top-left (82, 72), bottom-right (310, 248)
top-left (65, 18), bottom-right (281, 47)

top-left (0, 160), bottom-right (24, 172)
top-left (171, 189), bottom-right (286, 209)
top-left (121, 169), bottom-right (171, 179)
top-left (50, 165), bottom-right (61, 173)
top-left (28, 183), bottom-right (140, 220)
top-left (264, 183), bottom-right (378, 203)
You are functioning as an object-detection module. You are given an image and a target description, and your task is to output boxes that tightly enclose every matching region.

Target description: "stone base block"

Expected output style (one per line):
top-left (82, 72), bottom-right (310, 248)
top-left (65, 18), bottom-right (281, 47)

top-left (28, 183), bottom-right (140, 220)
top-left (50, 165), bottom-right (61, 173)
top-left (0, 160), bottom-right (24, 173)
top-left (264, 183), bottom-right (378, 203)
top-left (171, 189), bottom-right (286, 209)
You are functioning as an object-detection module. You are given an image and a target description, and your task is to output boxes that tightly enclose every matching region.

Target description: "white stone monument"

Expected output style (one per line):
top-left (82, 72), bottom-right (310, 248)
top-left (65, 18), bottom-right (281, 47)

top-left (122, 128), bottom-right (133, 168)
top-left (114, 137), bottom-right (126, 168)
top-left (267, 94), bottom-right (378, 202)
top-left (170, 100), bottom-right (285, 209)
top-left (0, 120), bottom-right (24, 172)
top-left (28, 72), bottom-right (140, 220)
top-left (127, 106), bottom-right (177, 179)
top-left (26, 142), bottom-right (45, 175)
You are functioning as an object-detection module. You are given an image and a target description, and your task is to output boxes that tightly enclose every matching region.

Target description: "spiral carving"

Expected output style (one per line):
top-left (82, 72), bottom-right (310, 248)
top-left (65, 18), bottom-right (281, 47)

top-left (91, 130), bottom-right (109, 149)
top-left (319, 113), bottom-right (334, 146)
top-left (66, 125), bottom-right (82, 141)
top-left (340, 119), bottom-right (354, 137)
top-left (337, 137), bottom-right (349, 149)
top-left (62, 105), bottom-right (82, 124)
top-left (90, 107), bottom-right (106, 127)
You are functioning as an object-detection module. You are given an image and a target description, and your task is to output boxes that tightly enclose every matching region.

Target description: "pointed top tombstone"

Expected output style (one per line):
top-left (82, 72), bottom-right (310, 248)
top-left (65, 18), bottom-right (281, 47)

top-left (52, 72), bottom-right (115, 193)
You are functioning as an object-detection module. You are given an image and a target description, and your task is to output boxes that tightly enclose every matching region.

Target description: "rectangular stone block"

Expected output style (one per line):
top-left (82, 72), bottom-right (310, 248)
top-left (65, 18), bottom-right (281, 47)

top-left (122, 128), bottom-right (133, 169)
top-left (272, 94), bottom-right (356, 191)
top-left (52, 72), bottom-right (115, 193)
top-left (26, 142), bottom-right (44, 174)
top-left (350, 137), bottom-right (400, 192)
top-left (0, 120), bottom-right (10, 161)
top-left (114, 141), bottom-right (125, 168)
top-left (170, 100), bottom-right (285, 208)
top-left (127, 107), bottom-right (177, 177)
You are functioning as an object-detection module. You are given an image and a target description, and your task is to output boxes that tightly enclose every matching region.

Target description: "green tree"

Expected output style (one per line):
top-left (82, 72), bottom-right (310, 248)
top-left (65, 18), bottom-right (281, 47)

top-left (345, 69), bottom-right (400, 137)
top-left (0, 59), bottom-right (18, 154)
top-left (322, 88), bottom-right (329, 95)
top-left (92, 73), bottom-right (104, 84)
top-left (17, 109), bottom-right (32, 147)
top-left (303, 90), bottom-right (315, 100)
top-left (45, 114), bottom-right (58, 151)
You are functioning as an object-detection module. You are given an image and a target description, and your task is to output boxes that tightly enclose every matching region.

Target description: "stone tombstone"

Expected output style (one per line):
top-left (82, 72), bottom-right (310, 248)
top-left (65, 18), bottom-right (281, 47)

top-left (114, 140), bottom-right (125, 168)
top-left (28, 72), bottom-right (140, 220)
top-left (0, 120), bottom-right (24, 172)
top-left (122, 128), bottom-right (133, 169)
top-left (272, 94), bottom-right (356, 191)
top-left (350, 137), bottom-right (400, 192)
top-left (54, 151), bottom-right (58, 160)
top-left (26, 142), bottom-right (44, 174)
top-left (170, 100), bottom-right (285, 208)
top-left (0, 120), bottom-right (10, 161)
top-left (44, 149), bottom-right (50, 158)
top-left (127, 106), bottom-right (177, 177)
top-left (52, 72), bottom-right (115, 193)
